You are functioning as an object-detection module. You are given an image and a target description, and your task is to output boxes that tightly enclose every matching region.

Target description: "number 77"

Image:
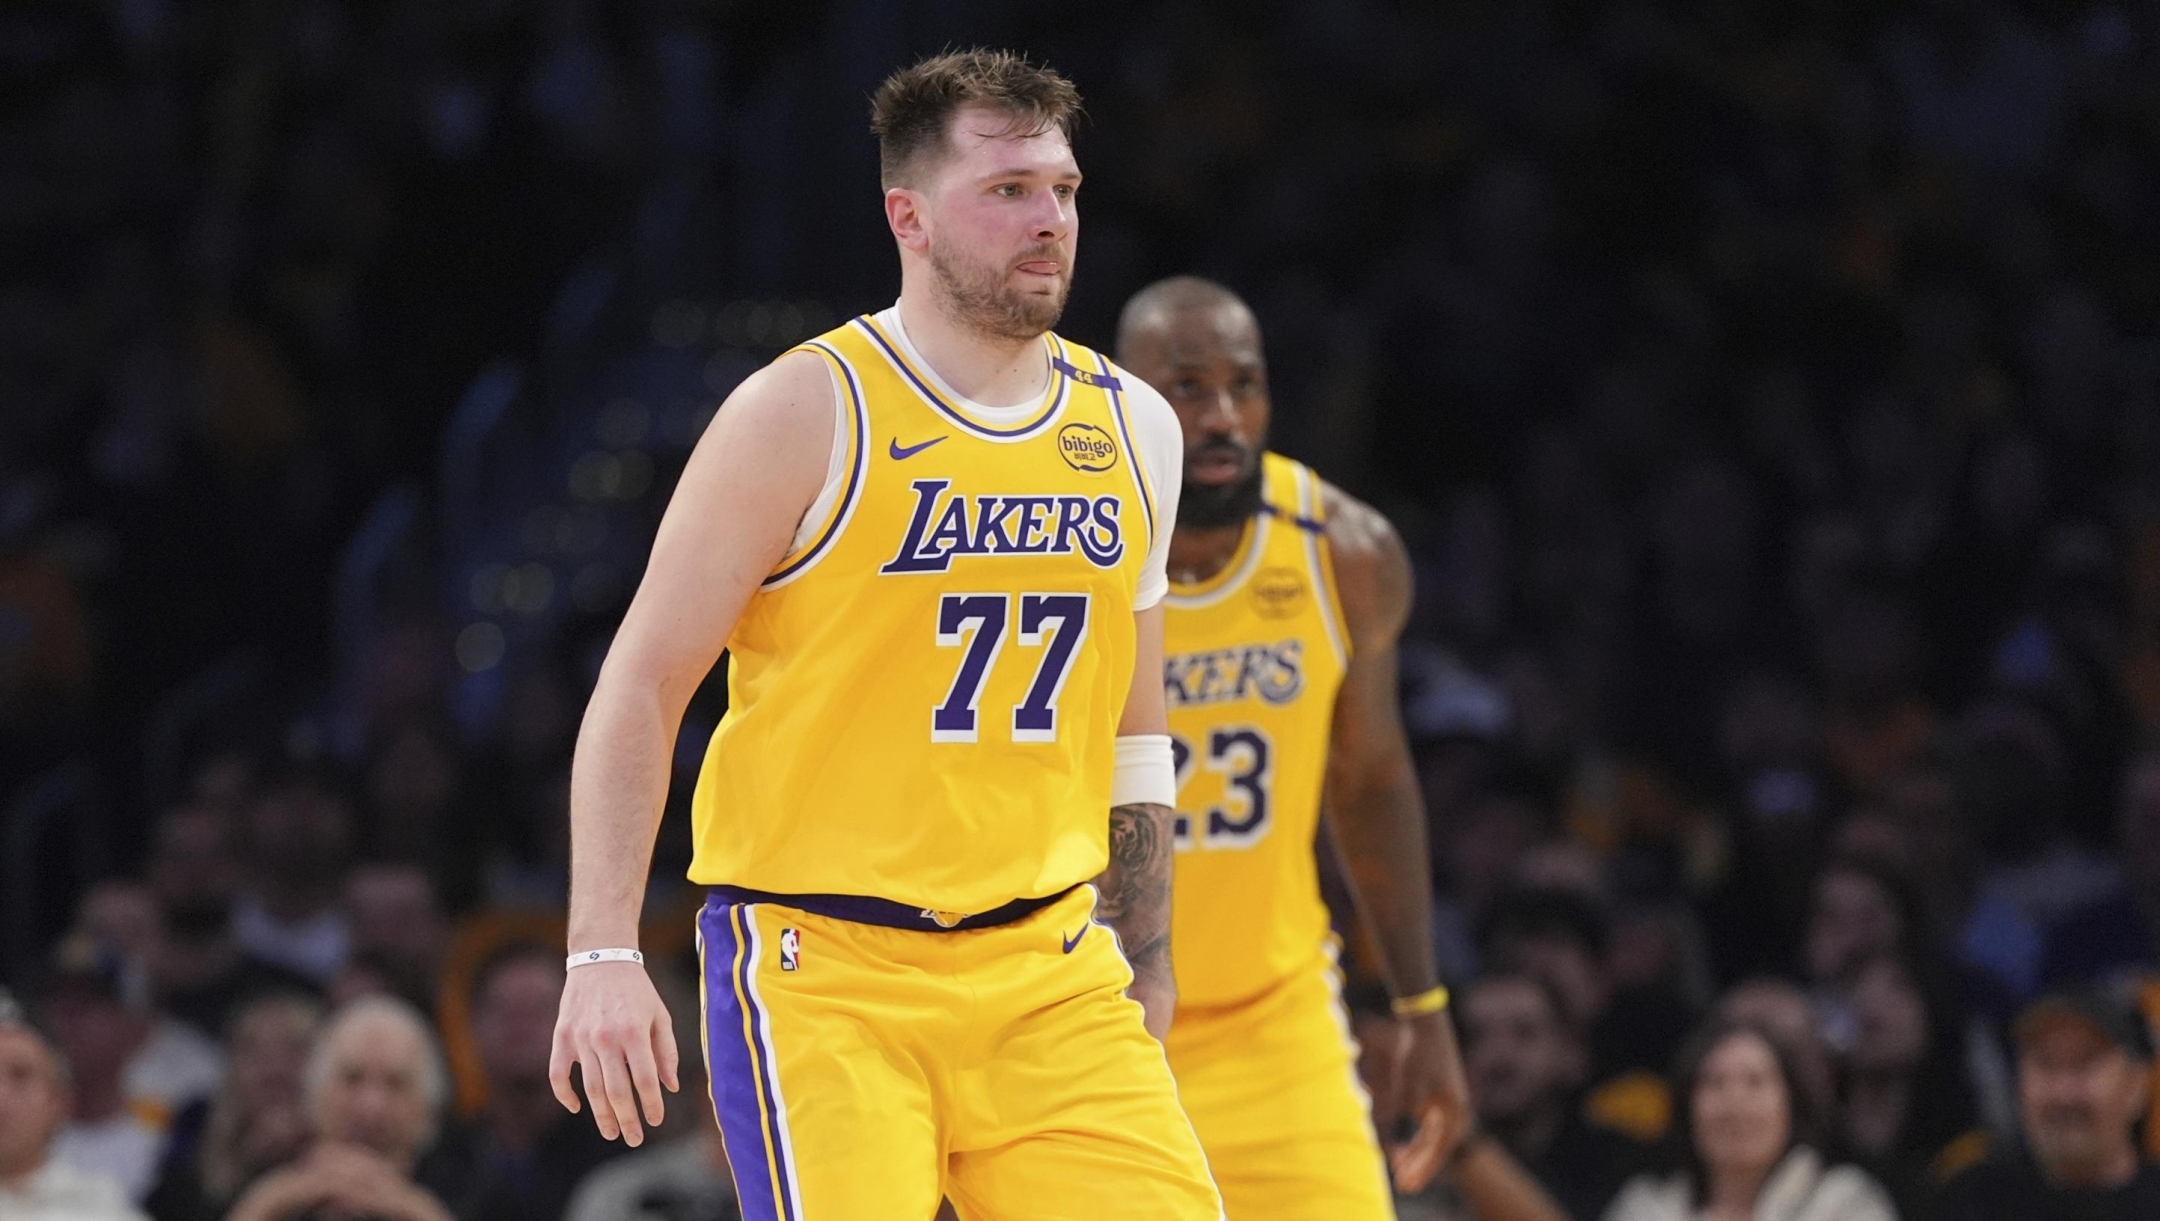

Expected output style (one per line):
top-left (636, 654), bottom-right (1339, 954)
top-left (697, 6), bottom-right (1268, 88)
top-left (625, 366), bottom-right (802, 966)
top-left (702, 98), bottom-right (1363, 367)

top-left (932, 593), bottom-right (1091, 743)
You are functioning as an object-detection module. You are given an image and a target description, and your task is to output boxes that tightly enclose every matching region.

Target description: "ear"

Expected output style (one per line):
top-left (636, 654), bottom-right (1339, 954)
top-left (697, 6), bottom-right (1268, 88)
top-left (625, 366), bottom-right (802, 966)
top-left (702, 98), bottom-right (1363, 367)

top-left (885, 186), bottom-right (930, 255)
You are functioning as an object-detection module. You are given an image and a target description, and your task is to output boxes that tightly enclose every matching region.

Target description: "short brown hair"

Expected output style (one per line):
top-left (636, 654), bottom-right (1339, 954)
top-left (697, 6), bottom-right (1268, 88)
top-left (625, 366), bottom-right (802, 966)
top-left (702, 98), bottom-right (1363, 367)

top-left (869, 49), bottom-right (1082, 187)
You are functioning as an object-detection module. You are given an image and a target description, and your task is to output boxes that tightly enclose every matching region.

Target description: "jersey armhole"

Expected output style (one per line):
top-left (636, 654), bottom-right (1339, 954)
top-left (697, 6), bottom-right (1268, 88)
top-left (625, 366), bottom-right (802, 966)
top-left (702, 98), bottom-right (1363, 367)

top-left (1294, 463), bottom-right (1352, 666)
top-left (764, 343), bottom-right (867, 589)
top-left (1096, 351), bottom-right (1171, 608)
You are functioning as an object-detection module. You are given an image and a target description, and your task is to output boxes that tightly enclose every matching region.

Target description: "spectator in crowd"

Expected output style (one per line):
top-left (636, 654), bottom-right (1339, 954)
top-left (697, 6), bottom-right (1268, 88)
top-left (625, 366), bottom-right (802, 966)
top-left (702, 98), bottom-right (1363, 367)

top-left (1605, 1019), bottom-right (1895, 1221)
top-left (1480, 886), bottom-right (1678, 1143)
top-left (1834, 951), bottom-right (1985, 1216)
top-left (232, 768), bottom-right (357, 987)
top-left (1713, 979), bottom-right (1836, 1129)
top-left (144, 805), bottom-right (318, 1037)
top-left (562, 960), bottom-right (734, 1221)
top-left (144, 992), bottom-right (323, 1221)
top-left (1457, 971), bottom-right (1646, 1220)
top-left (1804, 846), bottom-right (2025, 1137)
top-left (40, 935), bottom-right (209, 1203)
top-left (1801, 857), bottom-right (1920, 1003)
top-left (0, 992), bottom-right (147, 1221)
top-left (340, 864), bottom-right (450, 1013)
top-left (225, 997), bottom-right (455, 1221)
top-left (1935, 988), bottom-right (2160, 1220)
top-left (67, 888), bottom-right (228, 1120)
top-left (429, 942), bottom-right (624, 1221)
top-left (75, 881), bottom-right (163, 969)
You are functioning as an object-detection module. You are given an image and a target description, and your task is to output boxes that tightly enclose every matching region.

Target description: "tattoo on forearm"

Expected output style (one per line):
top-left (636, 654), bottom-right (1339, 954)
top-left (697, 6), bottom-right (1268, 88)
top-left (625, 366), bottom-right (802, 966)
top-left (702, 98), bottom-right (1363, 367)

top-left (1096, 802), bottom-right (1174, 971)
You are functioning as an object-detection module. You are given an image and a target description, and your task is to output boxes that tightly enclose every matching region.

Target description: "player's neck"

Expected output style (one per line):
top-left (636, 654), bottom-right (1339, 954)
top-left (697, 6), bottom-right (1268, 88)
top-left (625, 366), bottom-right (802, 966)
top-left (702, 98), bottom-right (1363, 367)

top-left (895, 288), bottom-right (1049, 408)
top-left (1167, 519), bottom-right (1251, 586)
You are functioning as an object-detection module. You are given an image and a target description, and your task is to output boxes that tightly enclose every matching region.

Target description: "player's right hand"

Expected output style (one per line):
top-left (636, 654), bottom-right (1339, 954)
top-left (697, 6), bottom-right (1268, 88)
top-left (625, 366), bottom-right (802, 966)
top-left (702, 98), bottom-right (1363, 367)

top-left (550, 960), bottom-right (681, 1147)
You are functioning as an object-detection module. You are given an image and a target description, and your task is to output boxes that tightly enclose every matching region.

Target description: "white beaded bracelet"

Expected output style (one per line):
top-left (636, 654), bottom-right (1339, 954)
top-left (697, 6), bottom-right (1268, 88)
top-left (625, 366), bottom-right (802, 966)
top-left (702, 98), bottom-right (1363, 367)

top-left (567, 948), bottom-right (645, 969)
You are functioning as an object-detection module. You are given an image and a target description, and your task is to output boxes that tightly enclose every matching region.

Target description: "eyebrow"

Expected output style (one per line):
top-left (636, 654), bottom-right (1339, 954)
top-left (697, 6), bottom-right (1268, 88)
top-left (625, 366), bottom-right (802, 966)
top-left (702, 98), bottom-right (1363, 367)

top-left (982, 167), bottom-right (1082, 182)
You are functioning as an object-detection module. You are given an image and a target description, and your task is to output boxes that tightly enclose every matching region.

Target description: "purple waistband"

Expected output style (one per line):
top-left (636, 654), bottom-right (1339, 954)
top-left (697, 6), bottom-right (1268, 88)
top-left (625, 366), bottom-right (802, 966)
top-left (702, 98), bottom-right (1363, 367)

top-left (704, 884), bottom-right (1076, 932)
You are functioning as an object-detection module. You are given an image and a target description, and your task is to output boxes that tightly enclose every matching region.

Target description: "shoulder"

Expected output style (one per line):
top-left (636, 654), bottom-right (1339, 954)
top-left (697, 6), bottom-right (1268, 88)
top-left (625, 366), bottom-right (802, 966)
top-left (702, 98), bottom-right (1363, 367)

top-left (724, 348), bottom-right (838, 426)
top-left (1315, 475), bottom-right (1411, 638)
top-left (1099, 358), bottom-right (1181, 518)
top-left (1802, 1163), bottom-right (1896, 1220)
top-left (31, 1161), bottom-right (143, 1218)
top-left (676, 349), bottom-right (837, 495)
top-left (1102, 358), bottom-right (1181, 449)
top-left (1601, 1173), bottom-right (1688, 1221)
top-left (1316, 477), bottom-right (1398, 563)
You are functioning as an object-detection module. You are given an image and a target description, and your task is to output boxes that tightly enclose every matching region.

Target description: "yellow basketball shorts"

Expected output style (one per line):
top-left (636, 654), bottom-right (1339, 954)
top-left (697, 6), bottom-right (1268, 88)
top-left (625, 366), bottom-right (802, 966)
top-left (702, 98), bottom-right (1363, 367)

top-left (697, 885), bottom-right (1223, 1221)
top-left (1165, 953), bottom-right (1394, 1221)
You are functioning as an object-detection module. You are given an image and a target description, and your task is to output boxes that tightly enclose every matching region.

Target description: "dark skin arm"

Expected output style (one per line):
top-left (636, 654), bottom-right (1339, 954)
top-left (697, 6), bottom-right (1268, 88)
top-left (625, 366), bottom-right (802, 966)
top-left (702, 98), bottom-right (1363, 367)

top-left (1318, 481), bottom-right (1472, 1192)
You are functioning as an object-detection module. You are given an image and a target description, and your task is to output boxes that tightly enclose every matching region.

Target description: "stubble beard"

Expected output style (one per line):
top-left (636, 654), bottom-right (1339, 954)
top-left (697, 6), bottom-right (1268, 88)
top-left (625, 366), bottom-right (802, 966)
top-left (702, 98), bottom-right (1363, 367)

top-left (1177, 454), bottom-right (1266, 529)
top-left (932, 242), bottom-right (1069, 342)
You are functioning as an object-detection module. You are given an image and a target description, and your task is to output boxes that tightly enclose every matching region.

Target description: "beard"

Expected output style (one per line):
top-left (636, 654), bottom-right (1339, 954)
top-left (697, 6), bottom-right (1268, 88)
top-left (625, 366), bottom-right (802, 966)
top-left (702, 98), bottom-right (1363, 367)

top-left (1177, 447), bottom-right (1266, 529)
top-left (931, 241), bottom-right (1069, 341)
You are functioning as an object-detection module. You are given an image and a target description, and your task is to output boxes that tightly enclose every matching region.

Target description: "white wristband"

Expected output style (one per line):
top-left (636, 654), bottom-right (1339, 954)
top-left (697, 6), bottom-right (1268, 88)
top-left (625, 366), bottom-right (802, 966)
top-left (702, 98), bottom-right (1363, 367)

top-left (1111, 733), bottom-right (1177, 808)
top-left (567, 948), bottom-right (644, 970)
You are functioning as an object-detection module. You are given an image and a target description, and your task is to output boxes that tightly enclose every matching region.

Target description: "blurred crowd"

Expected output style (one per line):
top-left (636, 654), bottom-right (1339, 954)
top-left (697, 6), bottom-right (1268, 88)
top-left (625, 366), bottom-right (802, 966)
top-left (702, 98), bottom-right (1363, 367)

top-left (5, 1), bottom-right (2160, 1219)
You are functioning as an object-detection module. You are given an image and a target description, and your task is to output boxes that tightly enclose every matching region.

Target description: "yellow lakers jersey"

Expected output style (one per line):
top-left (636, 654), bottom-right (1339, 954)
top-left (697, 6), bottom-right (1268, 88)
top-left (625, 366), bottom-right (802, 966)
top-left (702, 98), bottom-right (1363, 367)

top-left (689, 313), bottom-right (1158, 915)
top-left (1165, 454), bottom-right (1350, 1010)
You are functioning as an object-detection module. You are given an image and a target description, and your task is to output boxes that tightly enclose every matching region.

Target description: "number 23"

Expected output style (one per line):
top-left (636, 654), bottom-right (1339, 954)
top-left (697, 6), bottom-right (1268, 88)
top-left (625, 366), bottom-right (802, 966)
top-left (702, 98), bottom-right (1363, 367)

top-left (1171, 726), bottom-right (1273, 850)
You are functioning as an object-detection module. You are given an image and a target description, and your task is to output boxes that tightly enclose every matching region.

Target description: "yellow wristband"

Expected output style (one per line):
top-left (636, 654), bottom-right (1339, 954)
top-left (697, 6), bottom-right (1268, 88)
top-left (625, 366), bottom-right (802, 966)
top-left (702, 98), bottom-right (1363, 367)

top-left (1389, 985), bottom-right (1451, 1018)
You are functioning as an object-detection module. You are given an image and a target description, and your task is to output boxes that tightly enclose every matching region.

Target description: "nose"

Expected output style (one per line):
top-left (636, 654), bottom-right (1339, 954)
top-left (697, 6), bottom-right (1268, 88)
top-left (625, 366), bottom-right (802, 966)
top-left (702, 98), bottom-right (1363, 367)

top-left (1199, 388), bottom-right (1244, 436)
top-left (1032, 193), bottom-right (1074, 242)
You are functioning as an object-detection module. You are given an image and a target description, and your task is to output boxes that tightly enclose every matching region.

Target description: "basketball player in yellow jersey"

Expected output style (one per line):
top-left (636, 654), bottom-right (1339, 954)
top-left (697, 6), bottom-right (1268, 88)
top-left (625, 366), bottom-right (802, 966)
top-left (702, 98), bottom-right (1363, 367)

top-left (1117, 277), bottom-right (1473, 1219)
top-left (547, 52), bottom-right (1221, 1221)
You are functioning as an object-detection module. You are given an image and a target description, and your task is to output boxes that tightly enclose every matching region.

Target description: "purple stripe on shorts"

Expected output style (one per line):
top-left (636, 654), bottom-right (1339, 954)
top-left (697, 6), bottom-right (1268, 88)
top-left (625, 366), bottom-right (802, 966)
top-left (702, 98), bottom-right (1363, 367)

top-left (700, 899), bottom-right (790, 1220)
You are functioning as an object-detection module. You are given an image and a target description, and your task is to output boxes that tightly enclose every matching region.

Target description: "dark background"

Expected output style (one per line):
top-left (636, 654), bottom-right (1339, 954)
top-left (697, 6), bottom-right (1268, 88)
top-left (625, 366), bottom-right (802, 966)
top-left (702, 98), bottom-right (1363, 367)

top-left (4, 1), bottom-right (2160, 1214)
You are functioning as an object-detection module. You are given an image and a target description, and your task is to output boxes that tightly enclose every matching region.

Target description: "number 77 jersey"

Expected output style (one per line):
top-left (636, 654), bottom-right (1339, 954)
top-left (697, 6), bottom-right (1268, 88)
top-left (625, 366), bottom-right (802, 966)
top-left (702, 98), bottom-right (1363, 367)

top-left (689, 310), bottom-right (1171, 917)
top-left (1162, 454), bottom-right (1351, 1010)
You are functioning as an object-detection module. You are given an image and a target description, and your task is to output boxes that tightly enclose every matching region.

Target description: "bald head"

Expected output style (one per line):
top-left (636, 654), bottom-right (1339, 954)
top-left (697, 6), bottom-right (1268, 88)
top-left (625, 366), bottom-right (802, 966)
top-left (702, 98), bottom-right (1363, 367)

top-left (1115, 277), bottom-right (1270, 530)
top-left (307, 997), bottom-right (445, 1167)
top-left (1115, 276), bottom-right (1254, 356)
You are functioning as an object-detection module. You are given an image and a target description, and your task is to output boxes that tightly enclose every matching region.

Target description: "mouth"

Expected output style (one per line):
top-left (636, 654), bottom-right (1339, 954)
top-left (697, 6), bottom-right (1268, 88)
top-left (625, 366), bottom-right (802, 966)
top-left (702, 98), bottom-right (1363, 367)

top-left (1189, 447), bottom-right (1248, 485)
top-left (1014, 260), bottom-right (1064, 279)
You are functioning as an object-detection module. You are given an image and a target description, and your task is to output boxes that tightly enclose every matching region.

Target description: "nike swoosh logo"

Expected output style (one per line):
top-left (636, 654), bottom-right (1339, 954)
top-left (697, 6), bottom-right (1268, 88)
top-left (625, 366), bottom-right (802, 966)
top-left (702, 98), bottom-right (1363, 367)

top-left (889, 435), bottom-right (947, 460)
top-left (1061, 927), bottom-right (1087, 954)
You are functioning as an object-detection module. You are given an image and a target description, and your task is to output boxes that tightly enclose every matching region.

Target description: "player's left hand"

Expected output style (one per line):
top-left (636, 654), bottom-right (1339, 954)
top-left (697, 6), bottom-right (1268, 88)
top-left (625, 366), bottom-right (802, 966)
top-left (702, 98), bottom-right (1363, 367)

top-left (1370, 1008), bottom-right (1472, 1193)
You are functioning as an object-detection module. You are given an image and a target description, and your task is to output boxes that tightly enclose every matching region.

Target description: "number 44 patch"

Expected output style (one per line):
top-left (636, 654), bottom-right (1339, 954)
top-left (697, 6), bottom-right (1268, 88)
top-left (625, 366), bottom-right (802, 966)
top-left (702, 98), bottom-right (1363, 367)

top-left (779, 928), bottom-right (801, 971)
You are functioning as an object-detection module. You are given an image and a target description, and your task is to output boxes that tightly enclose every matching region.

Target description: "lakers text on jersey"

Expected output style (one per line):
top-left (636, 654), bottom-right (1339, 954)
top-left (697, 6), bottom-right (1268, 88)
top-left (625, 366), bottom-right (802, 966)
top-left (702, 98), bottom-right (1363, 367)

top-left (1163, 453), bottom-right (1395, 1221)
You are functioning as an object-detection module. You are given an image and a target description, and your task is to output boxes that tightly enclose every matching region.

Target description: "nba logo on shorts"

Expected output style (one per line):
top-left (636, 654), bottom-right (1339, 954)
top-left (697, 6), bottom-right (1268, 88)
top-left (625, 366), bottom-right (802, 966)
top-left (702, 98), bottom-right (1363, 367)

top-left (779, 927), bottom-right (801, 971)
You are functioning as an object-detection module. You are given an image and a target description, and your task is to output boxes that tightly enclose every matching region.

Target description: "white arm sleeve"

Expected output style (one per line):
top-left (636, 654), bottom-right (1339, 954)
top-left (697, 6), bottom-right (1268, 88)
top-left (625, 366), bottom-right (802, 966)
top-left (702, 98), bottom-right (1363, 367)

top-left (1116, 370), bottom-right (1184, 610)
top-left (1111, 734), bottom-right (1177, 808)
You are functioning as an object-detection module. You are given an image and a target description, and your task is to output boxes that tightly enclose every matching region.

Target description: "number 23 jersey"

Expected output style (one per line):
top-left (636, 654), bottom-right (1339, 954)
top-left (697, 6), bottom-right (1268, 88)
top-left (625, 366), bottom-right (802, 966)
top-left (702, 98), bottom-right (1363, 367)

top-left (1164, 454), bottom-right (1351, 1010)
top-left (689, 306), bottom-right (1181, 915)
